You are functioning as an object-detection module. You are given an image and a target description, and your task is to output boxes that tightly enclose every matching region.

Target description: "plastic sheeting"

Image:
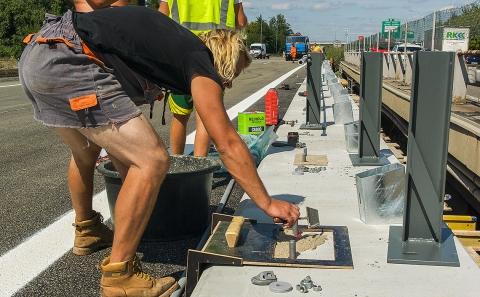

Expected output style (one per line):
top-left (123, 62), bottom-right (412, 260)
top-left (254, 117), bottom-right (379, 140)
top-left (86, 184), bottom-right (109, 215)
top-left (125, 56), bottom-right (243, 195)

top-left (327, 77), bottom-right (338, 86)
top-left (333, 101), bottom-right (354, 125)
top-left (332, 88), bottom-right (349, 101)
top-left (344, 121), bottom-right (359, 153)
top-left (333, 93), bottom-right (350, 104)
top-left (208, 125), bottom-right (278, 173)
top-left (329, 82), bottom-right (344, 95)
top-left (355, 163), bottom-right (405, 225)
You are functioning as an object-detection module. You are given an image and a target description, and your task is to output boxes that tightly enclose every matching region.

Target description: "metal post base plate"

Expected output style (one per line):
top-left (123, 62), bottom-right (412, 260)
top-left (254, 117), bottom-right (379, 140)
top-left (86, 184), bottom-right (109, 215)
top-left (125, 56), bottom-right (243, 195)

top-left (387, 225), bottom-right (460, 267)
top-left (349, 154), bottom-right (390, 166)
top-left (300, 123), bottom-right (325, 130)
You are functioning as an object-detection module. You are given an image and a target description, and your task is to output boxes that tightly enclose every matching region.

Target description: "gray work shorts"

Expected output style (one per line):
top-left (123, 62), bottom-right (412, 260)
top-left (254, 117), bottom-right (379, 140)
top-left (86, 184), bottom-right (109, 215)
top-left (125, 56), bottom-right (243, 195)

top-left (19, 11), bottom-right (161, 129)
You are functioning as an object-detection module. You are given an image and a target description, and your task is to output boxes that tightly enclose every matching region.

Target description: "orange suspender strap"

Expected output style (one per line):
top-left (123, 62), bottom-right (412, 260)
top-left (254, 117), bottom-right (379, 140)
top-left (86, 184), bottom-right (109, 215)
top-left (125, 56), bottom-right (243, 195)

top-left (36, 36), bottom-right (76, 49)
top-left (23, 34), bottom-right (35, 44)
top-left (80, 40), bottom-right (105, 67)
top-left (34, 36), bottom-right (105, 67)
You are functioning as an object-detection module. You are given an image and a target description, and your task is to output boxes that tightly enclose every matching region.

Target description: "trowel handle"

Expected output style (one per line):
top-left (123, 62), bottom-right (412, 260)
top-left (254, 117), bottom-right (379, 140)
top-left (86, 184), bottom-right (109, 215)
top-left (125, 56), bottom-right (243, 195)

top-left (273, 217), bottom-right (288, 225)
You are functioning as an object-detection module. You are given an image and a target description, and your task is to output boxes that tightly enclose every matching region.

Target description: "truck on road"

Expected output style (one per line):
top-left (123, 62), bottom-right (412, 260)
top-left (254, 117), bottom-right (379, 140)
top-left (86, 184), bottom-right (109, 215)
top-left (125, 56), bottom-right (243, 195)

top-left (249, 43), bottom-right (268, 59)
top-left (424, 26), bottom-right (470, 52)
top-left (285, 34), bottom-right (309, 61)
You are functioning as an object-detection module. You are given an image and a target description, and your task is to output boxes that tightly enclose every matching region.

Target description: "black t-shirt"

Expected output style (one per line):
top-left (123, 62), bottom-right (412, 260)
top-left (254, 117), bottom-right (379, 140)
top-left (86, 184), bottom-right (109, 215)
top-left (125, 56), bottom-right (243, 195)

top-left (72, 6), bottom-right (223, 96)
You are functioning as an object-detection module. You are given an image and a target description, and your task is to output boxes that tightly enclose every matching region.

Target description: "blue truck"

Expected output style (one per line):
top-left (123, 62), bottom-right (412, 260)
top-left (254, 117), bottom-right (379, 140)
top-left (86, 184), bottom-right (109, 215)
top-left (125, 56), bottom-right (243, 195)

top-left (285, 34), bottom-right (309, 61)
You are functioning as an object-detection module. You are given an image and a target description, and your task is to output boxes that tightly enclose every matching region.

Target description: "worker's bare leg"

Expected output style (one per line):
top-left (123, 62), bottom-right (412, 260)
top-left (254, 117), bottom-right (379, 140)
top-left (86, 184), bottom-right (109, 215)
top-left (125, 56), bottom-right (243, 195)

top-left (169, 113), bottom-right (190, 155)
top-left (82, 115), bottom-right (170, 262)
top-left (75, 114), bottom-right (170, 262)
top-left (193, 112), bottom-right (211, 157)
top-left (56, 128), bottom-right (113, 255)
top-left (56, 128), bottom-right (102, 221)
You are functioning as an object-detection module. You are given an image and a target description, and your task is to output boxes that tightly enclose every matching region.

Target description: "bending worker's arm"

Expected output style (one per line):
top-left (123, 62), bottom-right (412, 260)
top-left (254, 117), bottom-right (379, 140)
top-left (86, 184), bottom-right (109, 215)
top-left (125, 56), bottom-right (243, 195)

top-left (234, 1), bottom-right (247, 29)
top-left (191, 73), bottom-right (300, 226)
top-left (158, 0), bottom-right (169, 15)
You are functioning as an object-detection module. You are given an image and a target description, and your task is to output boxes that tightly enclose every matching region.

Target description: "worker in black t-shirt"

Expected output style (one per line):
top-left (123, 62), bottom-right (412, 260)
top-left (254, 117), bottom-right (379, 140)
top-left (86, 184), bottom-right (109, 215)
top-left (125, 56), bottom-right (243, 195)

top-left (19, 3), bottom-right (300, 297)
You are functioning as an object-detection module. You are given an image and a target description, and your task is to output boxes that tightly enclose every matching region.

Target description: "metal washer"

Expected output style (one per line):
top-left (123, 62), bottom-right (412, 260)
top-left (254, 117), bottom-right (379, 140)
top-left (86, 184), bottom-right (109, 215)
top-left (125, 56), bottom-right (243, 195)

top-left (269, 281), bottom-right (293, 293)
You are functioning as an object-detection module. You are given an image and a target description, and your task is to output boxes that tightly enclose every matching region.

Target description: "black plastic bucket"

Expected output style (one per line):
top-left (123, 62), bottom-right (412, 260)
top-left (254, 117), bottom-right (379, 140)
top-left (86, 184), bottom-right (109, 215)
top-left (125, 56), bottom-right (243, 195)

top-left (96, 155), bottom-right (221, 241)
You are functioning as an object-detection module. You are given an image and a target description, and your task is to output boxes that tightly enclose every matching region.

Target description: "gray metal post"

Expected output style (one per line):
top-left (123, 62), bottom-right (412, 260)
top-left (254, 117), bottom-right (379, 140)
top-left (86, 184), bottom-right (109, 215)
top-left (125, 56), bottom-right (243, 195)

top-left (300, 53), bottom-right (324, 130)
top-left (350, 52), bottom-right (389, 166)
top-left (387, 52), bottom-right (459, 267)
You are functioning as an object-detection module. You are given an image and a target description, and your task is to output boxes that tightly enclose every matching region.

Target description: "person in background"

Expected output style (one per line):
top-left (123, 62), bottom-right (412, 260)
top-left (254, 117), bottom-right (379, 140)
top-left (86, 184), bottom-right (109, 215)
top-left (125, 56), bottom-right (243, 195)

top-left (159, 0), bottom-right (247, 157)
top-left (290, 43), bottom-right (297, 62)
top-left (311, 43), bottom-right (323, 53)
top-left (19, 2), bottom-right (299, 297)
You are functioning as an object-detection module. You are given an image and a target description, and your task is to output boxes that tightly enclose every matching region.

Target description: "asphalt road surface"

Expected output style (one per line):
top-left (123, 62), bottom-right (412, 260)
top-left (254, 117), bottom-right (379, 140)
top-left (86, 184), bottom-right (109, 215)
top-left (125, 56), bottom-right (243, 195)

top-left (0, 57), bottom-right (306, 297)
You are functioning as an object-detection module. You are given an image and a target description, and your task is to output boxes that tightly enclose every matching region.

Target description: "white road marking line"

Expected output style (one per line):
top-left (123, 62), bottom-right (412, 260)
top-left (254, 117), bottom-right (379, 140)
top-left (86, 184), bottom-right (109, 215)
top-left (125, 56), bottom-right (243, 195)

top-left (0, 192), bottom-right (111, 296)
top-left (0, 83), bottom-right (21, 88)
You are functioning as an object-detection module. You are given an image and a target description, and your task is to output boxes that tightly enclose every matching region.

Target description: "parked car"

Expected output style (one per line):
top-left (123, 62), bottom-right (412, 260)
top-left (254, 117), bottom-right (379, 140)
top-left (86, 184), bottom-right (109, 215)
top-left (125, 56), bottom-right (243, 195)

top-left (391, 43), bottom-right (423, 62)
top-left (371, 40), bottom-right (395, 52)
top-left (465, 55), bottom-right (480, 65)
top-left (392, 43), bottom-right (423, 52)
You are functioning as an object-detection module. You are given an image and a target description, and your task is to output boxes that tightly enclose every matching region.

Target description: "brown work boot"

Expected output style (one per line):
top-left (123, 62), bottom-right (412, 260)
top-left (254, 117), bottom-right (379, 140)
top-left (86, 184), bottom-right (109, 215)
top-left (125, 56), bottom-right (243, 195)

top-left (72, 211), bottom-right (114, 255)
top-left (100, 255), bottom-right (179, 297)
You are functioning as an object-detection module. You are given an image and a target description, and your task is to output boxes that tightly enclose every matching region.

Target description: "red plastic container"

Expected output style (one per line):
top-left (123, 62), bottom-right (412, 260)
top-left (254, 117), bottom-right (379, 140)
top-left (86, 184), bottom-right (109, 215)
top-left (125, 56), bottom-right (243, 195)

top-left (265, 88), bottom-right (279, 125)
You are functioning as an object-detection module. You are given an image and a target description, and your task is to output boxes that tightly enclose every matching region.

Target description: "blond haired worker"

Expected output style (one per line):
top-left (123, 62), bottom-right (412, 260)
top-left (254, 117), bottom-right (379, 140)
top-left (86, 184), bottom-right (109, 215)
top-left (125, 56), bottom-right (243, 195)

top-left (159, 0), bottom-right (247, 156)
top-left (19, 1), bottom-right (299, 296)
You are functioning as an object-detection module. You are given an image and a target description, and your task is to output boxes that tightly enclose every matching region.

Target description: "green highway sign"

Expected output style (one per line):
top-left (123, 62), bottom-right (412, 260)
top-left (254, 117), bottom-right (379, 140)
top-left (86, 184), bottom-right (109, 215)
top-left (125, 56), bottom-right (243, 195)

top-left (401, 30), bottom-right (415, 39)
top-left (382, 20), bottom-right (400, 39)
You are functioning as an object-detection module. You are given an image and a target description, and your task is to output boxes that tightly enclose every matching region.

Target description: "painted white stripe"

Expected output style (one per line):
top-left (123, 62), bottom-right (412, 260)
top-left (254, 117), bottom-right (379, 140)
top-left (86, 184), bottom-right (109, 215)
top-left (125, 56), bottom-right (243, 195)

top-left (184, 65), bottom-right (304, 154)
top-left (0, 192), bottom-right (111, 296)
top-left (0, 65), bottom-right (303, 295)
top-left (0, 83), bottom-right (21, 88)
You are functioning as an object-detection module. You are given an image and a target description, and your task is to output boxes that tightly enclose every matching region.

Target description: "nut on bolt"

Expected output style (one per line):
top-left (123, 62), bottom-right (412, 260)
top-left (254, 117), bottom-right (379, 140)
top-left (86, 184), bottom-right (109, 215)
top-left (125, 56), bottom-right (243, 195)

top-left (300, 276), bottom-right (313, 289)
top-left (296, 284), bottom-right (308, 293)
top-left (295, 142), bottom-right (306, 148)
top-left (283, 120), bottom-right (298, 127)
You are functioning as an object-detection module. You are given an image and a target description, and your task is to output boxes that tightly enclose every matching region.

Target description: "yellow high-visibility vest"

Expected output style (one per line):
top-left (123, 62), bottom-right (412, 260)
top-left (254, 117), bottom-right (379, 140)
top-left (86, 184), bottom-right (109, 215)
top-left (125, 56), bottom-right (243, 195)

top-left (167, 0), bottom-right (236, 35)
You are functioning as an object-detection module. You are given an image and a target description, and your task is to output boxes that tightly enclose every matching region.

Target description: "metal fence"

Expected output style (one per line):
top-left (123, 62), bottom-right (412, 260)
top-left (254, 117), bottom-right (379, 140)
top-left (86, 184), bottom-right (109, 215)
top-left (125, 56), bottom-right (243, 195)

top-left (400, 5), bottom-right (465, 44)
top-left (346, 0), bottom-right (479, 51)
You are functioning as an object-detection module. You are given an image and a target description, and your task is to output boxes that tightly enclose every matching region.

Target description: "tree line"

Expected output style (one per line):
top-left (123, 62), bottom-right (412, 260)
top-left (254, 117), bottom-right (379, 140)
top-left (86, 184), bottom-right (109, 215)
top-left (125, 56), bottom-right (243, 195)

top-left (244, 14), bottom-right (293, 55)
top-left (0, 0), bottom-right (159, 58)
top-left (0, 0), bottom-right (74, 58)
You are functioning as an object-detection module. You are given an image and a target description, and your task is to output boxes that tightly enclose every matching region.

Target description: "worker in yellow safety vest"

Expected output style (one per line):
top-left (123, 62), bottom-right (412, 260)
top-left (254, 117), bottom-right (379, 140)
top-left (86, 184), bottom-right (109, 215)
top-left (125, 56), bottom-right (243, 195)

top-left (159, 0), bottom-right (247, 157)
top-left (160, 0), bottom-right (246, 35)
top-left (311, 43), bottom-right (323, 53)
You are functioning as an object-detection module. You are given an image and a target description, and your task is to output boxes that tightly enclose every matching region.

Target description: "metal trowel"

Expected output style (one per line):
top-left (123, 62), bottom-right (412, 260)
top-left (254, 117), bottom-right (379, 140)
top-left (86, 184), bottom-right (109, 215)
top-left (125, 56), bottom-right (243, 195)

top-left (304, 206), bottom-right (320, 228)
top-left (292, 207), bottom-right (320, 236)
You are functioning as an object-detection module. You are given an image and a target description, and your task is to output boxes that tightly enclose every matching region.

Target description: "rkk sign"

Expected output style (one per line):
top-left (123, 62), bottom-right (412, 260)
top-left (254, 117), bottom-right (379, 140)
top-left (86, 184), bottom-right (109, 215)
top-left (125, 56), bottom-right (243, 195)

top-left (446, 32), bottom-right (467, 40)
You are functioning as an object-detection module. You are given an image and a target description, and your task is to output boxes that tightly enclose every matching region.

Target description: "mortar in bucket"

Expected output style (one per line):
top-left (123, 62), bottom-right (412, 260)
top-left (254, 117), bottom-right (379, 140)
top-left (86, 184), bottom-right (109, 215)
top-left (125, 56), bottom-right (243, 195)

top-left (96, 155), bottom-right (221, 241)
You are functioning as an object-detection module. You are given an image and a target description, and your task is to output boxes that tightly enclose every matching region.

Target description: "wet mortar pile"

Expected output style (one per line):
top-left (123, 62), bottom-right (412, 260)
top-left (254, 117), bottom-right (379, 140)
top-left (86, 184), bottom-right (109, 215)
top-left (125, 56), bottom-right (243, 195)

top-left (274, 229), bottom-right (328, 258)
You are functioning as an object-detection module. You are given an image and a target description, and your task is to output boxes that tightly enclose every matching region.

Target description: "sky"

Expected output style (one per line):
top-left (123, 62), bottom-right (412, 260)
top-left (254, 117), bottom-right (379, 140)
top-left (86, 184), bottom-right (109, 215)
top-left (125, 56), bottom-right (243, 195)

top-left (242, 0), bottom-right (475, 42)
